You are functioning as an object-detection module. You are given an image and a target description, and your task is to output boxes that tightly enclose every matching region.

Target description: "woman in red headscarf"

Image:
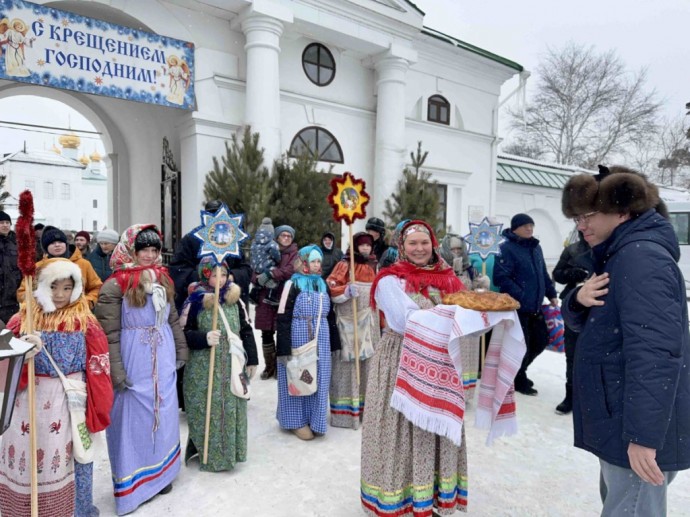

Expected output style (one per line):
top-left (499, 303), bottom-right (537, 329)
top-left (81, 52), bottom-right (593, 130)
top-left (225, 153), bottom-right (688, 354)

top-left (361, 220), bottom-right (467, 517)
top-left (95, 224), bottom-right (188, 515)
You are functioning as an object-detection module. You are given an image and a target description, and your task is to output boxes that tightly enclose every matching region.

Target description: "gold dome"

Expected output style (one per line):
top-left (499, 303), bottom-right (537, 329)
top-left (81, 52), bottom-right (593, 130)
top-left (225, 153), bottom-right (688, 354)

top-left (58, 132), bottom-right (81, 149)
top-left (89, 150), bottom-right (101, 162)
top-left (79, 154), bottom-right (90, 165)
top-left (50, 144), bottom-right (61, 155)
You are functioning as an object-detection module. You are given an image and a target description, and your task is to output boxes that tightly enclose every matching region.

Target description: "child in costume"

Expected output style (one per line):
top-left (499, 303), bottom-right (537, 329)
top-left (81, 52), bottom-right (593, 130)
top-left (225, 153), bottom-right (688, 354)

top-left (95, 224), bottom-right (188, 515)
top-left (326, 232), bottom-right (379, 429)
top-left (249, 217), bottom-right (281, 306)
top-left (179, 257), bottom-right (258, 470)
top-left (0, 258), bottom-right (113, 517)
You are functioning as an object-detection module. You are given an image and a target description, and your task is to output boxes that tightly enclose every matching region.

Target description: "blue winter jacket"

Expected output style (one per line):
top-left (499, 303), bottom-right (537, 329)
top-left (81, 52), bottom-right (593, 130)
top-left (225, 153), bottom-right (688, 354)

top-left (562, 209), bottom-right (690, 471)
top-left (493, 230), bottom-right (557, 313)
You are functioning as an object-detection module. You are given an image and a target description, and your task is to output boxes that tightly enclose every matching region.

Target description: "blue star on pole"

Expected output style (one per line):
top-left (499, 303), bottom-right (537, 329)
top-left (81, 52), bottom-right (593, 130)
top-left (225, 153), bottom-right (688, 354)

top-left (464, 217), bottom-right (504, 260)
top-left (192, 203), bottom-right (249, 263)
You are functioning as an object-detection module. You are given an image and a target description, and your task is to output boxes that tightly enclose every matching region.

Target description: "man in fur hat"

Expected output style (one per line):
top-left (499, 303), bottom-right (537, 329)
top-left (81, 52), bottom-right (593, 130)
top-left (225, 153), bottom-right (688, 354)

top-left (561, 165), bottom-right (690, 515)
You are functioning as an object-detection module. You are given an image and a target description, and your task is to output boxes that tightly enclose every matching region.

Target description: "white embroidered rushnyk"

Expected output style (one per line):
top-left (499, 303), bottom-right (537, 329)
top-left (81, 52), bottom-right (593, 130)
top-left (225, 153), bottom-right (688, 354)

top-left (389, 304), bottom-right (526, 447)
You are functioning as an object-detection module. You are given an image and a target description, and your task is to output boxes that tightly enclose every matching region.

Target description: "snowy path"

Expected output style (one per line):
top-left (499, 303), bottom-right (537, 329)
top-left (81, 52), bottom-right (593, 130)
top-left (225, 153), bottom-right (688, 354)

top-left (88, 342), bottom-right (690, 517)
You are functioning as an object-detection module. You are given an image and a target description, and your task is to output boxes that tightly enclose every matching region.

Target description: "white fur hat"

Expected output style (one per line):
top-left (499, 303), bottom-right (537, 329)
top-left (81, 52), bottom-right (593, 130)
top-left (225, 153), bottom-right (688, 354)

top-left (33, 259), bottom-right (83, 313)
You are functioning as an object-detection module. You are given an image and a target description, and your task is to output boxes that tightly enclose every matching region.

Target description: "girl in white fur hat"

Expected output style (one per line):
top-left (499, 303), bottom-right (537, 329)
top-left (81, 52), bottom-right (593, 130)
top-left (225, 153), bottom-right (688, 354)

top-left (0, 258), bottom-right (113, 517)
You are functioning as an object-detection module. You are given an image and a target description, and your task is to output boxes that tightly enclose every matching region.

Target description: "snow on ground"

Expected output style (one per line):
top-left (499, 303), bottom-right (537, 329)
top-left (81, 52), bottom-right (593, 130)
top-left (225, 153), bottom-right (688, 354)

top-left (88, 337), bottom-right (690, 517)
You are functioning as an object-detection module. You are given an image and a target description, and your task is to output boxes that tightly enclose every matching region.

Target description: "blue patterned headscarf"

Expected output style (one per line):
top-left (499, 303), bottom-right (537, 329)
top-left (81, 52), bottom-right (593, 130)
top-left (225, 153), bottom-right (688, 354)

top-left (291, 245), bottom-right (327, 293)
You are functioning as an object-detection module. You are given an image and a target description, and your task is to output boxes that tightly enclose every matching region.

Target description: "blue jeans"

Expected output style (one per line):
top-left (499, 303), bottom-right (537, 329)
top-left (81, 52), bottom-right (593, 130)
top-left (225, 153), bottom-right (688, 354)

top-left (599, 459), bottom-right (677, 517)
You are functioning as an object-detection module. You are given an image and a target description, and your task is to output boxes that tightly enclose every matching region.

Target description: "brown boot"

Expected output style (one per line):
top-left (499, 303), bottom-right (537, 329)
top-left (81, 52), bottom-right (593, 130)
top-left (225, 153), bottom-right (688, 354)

top-left (292, 426), bottom-right (314, 441)
top-left (261, 343), bottom-right (276, 380)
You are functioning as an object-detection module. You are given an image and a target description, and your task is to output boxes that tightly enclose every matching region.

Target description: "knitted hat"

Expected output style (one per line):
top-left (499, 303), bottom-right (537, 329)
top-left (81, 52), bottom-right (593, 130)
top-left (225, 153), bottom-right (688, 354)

top-left (204, 199), bottom-right (222, 213)
top-left (34, 223), bottom-right (45, 231)
top-left (41, 226), bottom-right (68, 251)
top-left (96, 229), bottom-right (120, 244)
top-left (274, 225), bottom-right (295, 239)
top-left (561, 165), bottom-right (666, 219)
top-left (354, 232), bottom-right (374, 248)
top-left (134, 228), bottom-right (162, 252)
top-left (510, 213), bottom-right (535, 231)
top-left (75, 230), bottom-right (91, 243)
top-left (259, 217), bottom-right (274, 234)
top-left (365, 217), bottom-right (386, 235)
top-left (0, 211), bottom-right (11, 223)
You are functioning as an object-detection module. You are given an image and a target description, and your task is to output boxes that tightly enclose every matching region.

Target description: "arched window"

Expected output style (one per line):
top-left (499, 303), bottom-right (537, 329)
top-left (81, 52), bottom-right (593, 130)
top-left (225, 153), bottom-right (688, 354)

top-left (302, 43), bottom-right (336, 86)
top-left (289, 127), bottom-right (344, 163)
top-left (427, 94), bottom-right (450, 125)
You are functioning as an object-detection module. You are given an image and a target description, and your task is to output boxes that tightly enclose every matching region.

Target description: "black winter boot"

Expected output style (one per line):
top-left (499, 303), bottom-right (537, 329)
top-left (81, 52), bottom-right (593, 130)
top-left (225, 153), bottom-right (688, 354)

top-left (261, 343), bottom-right (276, 380)
top-left (555, 385), bottom-right (573, 415)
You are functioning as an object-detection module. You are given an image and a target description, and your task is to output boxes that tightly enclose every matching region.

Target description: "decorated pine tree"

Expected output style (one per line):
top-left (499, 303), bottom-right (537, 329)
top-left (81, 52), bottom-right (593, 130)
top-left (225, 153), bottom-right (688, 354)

top-left (269, 153), bottom-right (339, 247)
top-left (203, 126), bottom-right (271, 236)
top-left (383, 142), bottom-right (442, 233)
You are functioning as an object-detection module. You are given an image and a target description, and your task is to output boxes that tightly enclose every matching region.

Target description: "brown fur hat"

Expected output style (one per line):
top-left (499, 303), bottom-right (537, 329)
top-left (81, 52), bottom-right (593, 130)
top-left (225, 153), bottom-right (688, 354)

top-left (562, 165), bottom-right (664, 218)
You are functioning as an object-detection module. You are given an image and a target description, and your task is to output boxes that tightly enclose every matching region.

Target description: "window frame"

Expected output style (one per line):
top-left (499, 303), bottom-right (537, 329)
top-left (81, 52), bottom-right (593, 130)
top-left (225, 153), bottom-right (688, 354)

top-left (288, 126), bottom-right (344, 164)
top-left (427, 94), bottom-right (451, 125)
top-left (302, 43), bottom-right (336, 87)
top-left (44, 181), bottom-right (54, 199)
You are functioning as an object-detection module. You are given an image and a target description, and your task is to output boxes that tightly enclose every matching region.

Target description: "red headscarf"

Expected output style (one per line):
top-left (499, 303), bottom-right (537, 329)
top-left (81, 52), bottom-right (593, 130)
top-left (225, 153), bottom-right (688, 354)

top-left (371, 220), bottom-right (464, 307)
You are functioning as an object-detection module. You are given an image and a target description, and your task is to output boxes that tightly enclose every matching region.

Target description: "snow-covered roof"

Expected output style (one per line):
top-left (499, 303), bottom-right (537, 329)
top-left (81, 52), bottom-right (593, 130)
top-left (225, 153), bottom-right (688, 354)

top-left (0, 150), bottom-right (86, 169)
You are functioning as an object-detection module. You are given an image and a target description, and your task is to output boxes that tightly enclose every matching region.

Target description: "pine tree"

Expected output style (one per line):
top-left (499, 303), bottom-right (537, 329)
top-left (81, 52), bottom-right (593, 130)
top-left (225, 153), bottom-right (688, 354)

top-left (0, 176), bottom-right (9, 211)
top-left (203, 126), bottom-right (272, 236)
top-left (383, 142), bottom-right (442, 233)
top-left (268, 153), bottom-right (339, 247)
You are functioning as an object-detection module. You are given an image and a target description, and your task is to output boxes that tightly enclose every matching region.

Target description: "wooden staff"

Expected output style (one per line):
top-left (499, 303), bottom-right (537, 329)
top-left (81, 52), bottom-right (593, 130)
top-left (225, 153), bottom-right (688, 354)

top-left (202, 265), bottom-right (222, 464)
top-left (480, 261), bottom-right (487, 373)
top-left (24, 276), bottom-right (38, 517)
top-left (348, 225), bottom-right (360, 387)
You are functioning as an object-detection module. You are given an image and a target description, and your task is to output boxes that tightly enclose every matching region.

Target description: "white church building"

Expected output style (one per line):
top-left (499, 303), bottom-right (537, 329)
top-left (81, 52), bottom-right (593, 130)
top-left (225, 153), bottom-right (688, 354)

top-left (0, 0), bottom-right (586, 262)
top-left (0, 132), bottom-right (109, 231)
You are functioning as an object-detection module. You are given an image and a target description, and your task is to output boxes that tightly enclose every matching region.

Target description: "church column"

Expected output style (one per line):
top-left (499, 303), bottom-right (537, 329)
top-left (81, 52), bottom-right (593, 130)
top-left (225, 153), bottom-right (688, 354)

top-left (371, 47), bottom-right (416, 217)
top-left (239, 3), bottom-right (292, 164)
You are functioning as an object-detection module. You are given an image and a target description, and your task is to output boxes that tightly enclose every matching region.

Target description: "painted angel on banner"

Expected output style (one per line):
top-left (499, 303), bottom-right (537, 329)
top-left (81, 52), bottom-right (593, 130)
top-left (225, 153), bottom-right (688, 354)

top-left (0, 18), bottom-right (34, 78)
top-left (165, 54), bottom-right (190, 105)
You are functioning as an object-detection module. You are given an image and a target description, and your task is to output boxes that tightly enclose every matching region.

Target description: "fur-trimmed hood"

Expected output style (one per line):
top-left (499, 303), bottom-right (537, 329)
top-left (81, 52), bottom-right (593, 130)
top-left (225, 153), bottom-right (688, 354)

top-left (201, 282), bottom-right (242, 310)
top-left (562, 165), bottom-right (668, 219)
top-left (33, 258), bottom-right (83, 313)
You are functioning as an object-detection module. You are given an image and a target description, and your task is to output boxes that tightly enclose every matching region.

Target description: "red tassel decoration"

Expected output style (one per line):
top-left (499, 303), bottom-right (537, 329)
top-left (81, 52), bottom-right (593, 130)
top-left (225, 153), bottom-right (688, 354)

top-left (16, 190), bottom-right (36, 278)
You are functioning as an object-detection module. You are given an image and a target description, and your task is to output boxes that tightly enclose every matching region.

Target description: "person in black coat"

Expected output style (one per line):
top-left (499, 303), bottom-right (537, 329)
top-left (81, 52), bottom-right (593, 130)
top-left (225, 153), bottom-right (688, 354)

top-left (551, 233), bottom-right (593, 414)
top-left (561, 166), bottom-right (690, 515)
top-left (169, 200), bottom-right (252, 311)
top-left (0, 211), bottom-right (21, 325)
top-left (319, 231), bottom-right (343, 279)
top-left (168, 200), bottom-right (251, 409)
top-left (494, 213), bottom-right (558, 395)
top-left (366, 217), bottom-right (389, 262)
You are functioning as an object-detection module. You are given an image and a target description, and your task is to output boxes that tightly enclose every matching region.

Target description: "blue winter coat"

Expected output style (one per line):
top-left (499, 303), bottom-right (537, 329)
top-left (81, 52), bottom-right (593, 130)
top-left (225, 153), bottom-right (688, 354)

top-left (493, 230), bottom-right (557, 313)
top-left (562, 209), bottom-right (690, 471)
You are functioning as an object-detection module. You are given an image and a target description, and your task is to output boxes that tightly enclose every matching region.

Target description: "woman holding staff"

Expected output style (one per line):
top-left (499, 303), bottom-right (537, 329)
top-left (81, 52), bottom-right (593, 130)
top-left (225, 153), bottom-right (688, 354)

top-left (326, 231), bottom-right (378, 429)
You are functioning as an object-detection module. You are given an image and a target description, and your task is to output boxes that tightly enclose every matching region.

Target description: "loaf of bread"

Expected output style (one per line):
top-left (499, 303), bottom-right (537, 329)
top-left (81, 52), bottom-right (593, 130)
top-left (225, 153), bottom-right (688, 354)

top-left (442, 290), bottom-right (520, 311)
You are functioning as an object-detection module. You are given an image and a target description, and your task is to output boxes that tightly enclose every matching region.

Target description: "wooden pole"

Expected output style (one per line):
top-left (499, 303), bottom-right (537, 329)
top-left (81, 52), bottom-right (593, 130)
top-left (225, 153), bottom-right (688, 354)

top-left (480, 261), bottom-right (487, 374)
top-left (24, 276), bottom-right (38, 517)
top-left (202, 265), bottom-right (222, 464)
top-left (348, 225), bottom-right (360, 388)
